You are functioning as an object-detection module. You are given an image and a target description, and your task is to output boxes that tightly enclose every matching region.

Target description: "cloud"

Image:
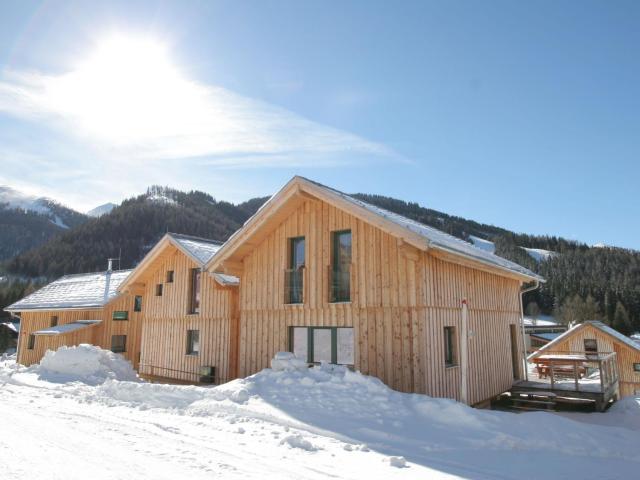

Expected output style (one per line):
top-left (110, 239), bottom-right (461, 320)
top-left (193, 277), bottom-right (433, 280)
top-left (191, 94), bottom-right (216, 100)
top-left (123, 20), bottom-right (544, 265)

top-left (0, 36), bottom-right (394, 167)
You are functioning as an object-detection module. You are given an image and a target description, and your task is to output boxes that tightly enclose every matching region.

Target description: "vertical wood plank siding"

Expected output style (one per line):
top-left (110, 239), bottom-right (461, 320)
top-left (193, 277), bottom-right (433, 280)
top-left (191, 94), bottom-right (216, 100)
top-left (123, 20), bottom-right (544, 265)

top-left (16, 292), bottom-right (143, 369)
top-left (539, 324), bottom-right (640, 397)
top-left (237, 199), bottom-right (524, 405)
top-left (137, 246), bottom-right (238, 384)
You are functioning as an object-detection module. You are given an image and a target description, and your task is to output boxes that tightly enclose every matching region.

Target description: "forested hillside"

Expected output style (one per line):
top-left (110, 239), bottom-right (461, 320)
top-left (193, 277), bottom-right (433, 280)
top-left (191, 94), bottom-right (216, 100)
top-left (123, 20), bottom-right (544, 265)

top-left (2, 186), bottom-right (638, 334)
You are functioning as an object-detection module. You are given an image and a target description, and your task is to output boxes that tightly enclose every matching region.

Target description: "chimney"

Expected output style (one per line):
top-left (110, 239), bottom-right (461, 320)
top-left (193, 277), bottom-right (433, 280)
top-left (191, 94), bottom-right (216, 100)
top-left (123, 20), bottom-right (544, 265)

top-left (107, 259), bottom-right (113, 272)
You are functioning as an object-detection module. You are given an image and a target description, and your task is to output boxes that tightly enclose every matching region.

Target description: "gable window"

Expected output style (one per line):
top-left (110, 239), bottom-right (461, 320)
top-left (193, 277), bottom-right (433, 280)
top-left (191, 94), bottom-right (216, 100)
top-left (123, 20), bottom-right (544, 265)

top-left (134, 295), bottom-right (143, 312)
top-left (27, 334), bottom-right (35, 350)
top-left (584, 339), bottom-right (598, 354)
top-left (186, 329), bottom-right (200, 355)
top-left (285, 237), bottom-right (305, 304)
top-left (444, 326), bottom-right (458, 367)
top-left (111, 335), bottom-right (126, 353)
top-left (166, 270), bottom-right (174, 283)
top-left (50, 316), bottom-right (58, 328)
top-left (289, 326), bottom-right (354, 366)
top-left (112, 310), bottom-right (129, 321)
top-left (189, 268), bottom-right (201, 314)
top-left (156, 284), bottom-right (163, 297)
top-left (330, 230), bottom-right (352, 303)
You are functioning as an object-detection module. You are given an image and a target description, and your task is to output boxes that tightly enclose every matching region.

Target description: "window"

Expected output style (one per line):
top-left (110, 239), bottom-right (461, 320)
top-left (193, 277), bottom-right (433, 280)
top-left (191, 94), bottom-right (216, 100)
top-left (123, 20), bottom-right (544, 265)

top-left (27, 334), bottom-right (35, 350)
top-left (166, 270), bottom-right (174, 283)
top-left (289, 327), bottom-right (354, 365)
top-left (186, 330), bottom-right (200, 355)
top-left (444, 326), bottom-right (457, 367)
top-left (112, 311), bottom-right (129, 321)
top-left (189, 268), bottom-right (201, 314)
top-left (134, 295), bottom-right (143, 312)
top-left (156, 284), bottom-right (163, 296)
top-left (285, 237), bottom-right (305, 304)
top-left (330, 230), bottom-right (352, 302)
top-left (50, 316), bottom-right (58, 328)
top-left (584, 339), bottom-right (598, 353)
top-left (111, 335), bottom-right (126, 353)
top-left (633, 363), bottom-right (640, 373)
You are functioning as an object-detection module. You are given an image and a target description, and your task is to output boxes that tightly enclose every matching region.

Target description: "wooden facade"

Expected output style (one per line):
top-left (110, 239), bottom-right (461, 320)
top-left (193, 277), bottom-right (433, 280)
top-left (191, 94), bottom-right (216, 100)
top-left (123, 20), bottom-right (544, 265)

top-left (530, 322), bottom-right (640, 398)
top-left (208, 178), bottom-right (537, 406)
top-left (124, 241), bottom-right (239, 385)
top-left (16, 292), bottom-right (143, 369)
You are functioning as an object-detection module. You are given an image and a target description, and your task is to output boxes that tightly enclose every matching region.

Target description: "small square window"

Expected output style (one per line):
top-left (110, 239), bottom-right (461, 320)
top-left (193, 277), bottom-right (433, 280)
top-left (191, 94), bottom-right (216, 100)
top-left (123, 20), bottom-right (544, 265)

top-left (156, 284), bottom-right (163, 296)
top-left (187, 330), bottom-right (200, 355)
top-left (633, 363), bottom-right (640, 373)
top-left (166, 270), bottom-right (174, 283)
top-left (111, 335), bottom-right (126, 353)
top-left (134, 295), bottom-right (143, 312)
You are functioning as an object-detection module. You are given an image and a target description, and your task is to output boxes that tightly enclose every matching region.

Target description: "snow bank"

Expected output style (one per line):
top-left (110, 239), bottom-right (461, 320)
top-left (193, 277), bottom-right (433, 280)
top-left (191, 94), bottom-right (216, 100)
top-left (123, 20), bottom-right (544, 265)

top-left (34, 344), bottom-right (138, 385)
top-left (270, 351), bottom-right (308, 371)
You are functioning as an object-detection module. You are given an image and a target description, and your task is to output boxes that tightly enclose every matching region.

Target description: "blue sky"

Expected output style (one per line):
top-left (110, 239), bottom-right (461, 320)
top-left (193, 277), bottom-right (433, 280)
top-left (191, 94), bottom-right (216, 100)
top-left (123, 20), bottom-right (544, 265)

top-left (0, 1), bottom-right (638, 249)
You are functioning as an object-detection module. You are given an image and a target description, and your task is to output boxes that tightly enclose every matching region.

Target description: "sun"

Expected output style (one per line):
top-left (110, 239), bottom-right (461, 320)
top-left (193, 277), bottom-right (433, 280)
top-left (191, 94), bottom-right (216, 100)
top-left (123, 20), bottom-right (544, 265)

top-left (46, 34), bottom-right (200, 144)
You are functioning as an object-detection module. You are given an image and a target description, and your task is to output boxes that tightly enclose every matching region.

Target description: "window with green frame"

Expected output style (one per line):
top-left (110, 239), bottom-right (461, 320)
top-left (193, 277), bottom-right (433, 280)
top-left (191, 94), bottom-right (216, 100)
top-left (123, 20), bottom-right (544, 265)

top-left (285, 236), bottom-right (305, 304)
top-left (289, 326), bottom-right (354, 365)
top-left (330, 230), bottom-right (351, 302)
top-left (112, 310), bottom-right (129, 321)
top-left (134, 295), bottom-right (143, 312)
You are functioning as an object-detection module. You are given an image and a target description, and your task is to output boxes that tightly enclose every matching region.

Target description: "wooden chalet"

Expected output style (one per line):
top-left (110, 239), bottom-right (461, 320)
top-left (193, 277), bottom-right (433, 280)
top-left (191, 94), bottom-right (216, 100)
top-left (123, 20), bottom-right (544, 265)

top-left (5, 269), bottom-right (142, 368)
top-left (206, 176), bottom-right (543, 406)
top-left (117, 233), bottom-right (239, 385)
top-left (528, 321), bottom-right (640, 399)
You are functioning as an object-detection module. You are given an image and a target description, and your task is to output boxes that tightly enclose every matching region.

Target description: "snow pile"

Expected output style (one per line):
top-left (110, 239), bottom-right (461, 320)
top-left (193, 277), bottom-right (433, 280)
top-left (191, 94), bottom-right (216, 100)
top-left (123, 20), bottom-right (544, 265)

top-left (270, 351), bottom-right (308, 371)
top-left (34, 344), bottom-right (138, 385)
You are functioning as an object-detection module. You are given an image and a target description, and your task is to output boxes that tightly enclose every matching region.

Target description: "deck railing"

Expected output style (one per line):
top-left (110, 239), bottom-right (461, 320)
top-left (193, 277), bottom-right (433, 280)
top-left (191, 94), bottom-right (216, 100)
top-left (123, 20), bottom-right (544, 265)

top-left (531, 351), bottom-right (618, 394)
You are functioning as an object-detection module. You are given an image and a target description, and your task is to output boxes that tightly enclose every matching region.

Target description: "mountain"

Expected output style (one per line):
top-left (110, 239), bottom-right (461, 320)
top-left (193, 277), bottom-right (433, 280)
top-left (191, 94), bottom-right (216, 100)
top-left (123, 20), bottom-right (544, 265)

top-left (87, 203), bottom-right (117, 217)
top-left (2, 186), bottom-right (639, 333)
top-left (0, 186), bottom-right (88, 261)
top-left (5, 186), bottom-right (266, 278)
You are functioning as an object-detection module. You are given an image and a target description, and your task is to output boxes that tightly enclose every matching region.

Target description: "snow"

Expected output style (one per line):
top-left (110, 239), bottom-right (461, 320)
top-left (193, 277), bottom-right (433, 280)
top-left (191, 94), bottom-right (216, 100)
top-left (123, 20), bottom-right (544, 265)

top-left (86, 202), bottom-right (117, 217)
top-left (147, 193), bottom-right (177, 205)
top-left (468, 235), bottom-right (496, 254)
top-left (0, 185), bottom-right (53, 215)
top-left (1, 349), bottom-right (639, 479)
top-left (523, 314), bottom-right (558, 327)
top-left (170, 233), bottom-right (223, 264)
top-left (523, 247), bottom-right (557, 262)
top-left (33, 319), bottom-right (101, 335)
top-left (5, 269), bottom-right (132, 311)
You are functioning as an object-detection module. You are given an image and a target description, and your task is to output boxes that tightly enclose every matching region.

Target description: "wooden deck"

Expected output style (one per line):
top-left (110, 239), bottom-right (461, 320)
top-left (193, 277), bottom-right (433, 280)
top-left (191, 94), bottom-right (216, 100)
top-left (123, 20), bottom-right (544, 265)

top-left (510, 352), bottom-right (619, 411)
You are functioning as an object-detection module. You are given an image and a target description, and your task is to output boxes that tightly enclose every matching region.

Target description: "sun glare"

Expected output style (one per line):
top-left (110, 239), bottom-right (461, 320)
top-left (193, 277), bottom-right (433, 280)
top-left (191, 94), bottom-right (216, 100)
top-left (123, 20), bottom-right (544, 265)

top-left (45, 34), bottom-right (202, 144)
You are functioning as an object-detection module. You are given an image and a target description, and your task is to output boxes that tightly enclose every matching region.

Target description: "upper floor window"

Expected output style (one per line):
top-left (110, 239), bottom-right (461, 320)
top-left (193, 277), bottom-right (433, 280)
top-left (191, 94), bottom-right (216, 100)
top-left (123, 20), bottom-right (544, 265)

top-left (189, 268), bottom-right (201, 314)
top-left (134, 295), bottom-right (143, 312)
top-left (166, 270), bottom-right (174, 283)
top-left (156, 284), bottom-right (163, 296)
top-left (330, 230), bottom-right (351, 303)
top-left (50, 316), bottom-right (58, 328)
top-left (285, 237), bottom-right (305, 304)
top-left (584, 339), bottom-right (598, 353)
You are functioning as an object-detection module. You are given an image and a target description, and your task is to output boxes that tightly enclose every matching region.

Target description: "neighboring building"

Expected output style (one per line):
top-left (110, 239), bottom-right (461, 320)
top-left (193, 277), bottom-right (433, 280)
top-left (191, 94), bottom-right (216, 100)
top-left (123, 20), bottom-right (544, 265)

top-left (118, 233), bottom-right (239, 385)
top-left (4, 269), bottom-right (142, 368)
top-left (523, 315), bottom-right (566, 353)
top-left (0, 320), bottom-right (19, 354)
top-left (529, 320), bottom-right (640, 397)
top-left (206, 176), bottom-right (543, 406)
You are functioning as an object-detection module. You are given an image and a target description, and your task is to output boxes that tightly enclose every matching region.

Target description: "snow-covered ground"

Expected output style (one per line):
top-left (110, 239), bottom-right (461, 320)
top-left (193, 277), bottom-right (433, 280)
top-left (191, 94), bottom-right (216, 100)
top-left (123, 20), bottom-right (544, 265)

top-left (1, 347), bottom-right (639, 480)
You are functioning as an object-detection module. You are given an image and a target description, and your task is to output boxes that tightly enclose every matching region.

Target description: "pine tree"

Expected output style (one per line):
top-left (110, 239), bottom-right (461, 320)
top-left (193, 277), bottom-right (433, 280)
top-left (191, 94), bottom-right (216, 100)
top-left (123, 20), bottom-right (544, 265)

top-left (613, 302), bottom-right (632, 335)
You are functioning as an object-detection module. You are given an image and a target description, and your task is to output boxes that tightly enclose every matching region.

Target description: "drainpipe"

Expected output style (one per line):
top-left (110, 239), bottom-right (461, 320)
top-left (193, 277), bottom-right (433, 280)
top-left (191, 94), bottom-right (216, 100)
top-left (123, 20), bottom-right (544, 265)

top-left (520, 280), bottom-right (540, 381)
top-left (461, 299), bottom-right (469, 404)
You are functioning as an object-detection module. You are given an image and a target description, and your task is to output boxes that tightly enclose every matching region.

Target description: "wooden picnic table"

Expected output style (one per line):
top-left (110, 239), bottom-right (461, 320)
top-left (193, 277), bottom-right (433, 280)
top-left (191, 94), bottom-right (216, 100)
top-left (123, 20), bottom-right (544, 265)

top-left (534, 359), bottom-right (586, 379)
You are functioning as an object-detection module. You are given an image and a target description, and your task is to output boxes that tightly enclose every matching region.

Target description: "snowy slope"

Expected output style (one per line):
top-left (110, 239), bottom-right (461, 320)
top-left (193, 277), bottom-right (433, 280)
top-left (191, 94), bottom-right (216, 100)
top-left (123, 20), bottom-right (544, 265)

top-left (87, 202), bottom-right (117, 217)
top-left (523, 247), bottom-right (557, 262)
top-left (1, 348), bottom-right (639, 480)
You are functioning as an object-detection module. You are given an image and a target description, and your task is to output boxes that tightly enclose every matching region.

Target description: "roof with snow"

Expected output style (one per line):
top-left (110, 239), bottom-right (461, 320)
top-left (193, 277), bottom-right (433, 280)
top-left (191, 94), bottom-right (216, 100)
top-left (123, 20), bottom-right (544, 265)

top-left (1, 322), bottom-right (19, 333)
top-left (5, 270), bottom-right (132, 312)
top-left (168, 233), bottom-right (223, 265)
top-left (207, 176), bottom-right (544, 282)
top-left (33, 320), bottom-right (101, 336)
top-left (212, 272), bottom-right (240, 287)
top-left (529, 321), bottom-right (640, 359)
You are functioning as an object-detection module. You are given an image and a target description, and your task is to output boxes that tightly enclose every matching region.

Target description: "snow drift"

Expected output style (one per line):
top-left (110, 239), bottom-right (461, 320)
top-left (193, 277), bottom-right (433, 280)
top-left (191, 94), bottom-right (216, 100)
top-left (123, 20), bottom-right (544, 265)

top-left (34, 344), bottom-right (138, 385)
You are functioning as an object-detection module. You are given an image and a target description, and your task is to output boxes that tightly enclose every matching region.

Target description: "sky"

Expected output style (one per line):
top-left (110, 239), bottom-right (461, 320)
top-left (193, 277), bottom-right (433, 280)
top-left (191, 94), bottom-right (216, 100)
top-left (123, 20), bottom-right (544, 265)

top-left (0, 1), bottom-right (638, 249)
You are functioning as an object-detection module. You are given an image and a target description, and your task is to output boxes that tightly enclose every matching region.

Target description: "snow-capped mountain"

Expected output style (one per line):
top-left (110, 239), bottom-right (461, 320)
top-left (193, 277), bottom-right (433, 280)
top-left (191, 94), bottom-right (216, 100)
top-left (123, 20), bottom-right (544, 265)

top-left (86, 203), bottom-right (117, 217)
top-left (0, 186), bottom-right (86, 229)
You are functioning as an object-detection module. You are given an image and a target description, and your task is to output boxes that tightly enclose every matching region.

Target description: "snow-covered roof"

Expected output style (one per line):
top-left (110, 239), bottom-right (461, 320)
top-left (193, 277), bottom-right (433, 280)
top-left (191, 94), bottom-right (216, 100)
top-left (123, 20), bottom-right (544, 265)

top-left (5, 270), bottom-right (132, 312)
top-left (303, 177), bottom-right (543, 281)
top-left (33, 320), bottom-right (101, 336)
top-left (212, 272), bottom-right (240, 287)
top-left (523, 315), bottom-right (559, 327)
top-left (0, 322), bottom-right (19, 333)
top-left (168, 233), bottom-right (223, 265)
top-left (529, 321), bottom-right (640, 359)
